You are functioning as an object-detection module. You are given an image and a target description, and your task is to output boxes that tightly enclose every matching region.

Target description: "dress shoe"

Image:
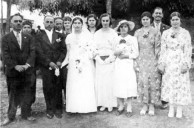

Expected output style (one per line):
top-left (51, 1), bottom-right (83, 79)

top-left (100, 107), bottom-right (106, 111)
top-left (46, 113), bottom-right (54, 119)
top-left (55, 113), bottom-right (62, 119)
top-left (115, 109), bottom-right (124, 116)
top-left (108, 107), bottom-right (113, 112)
top-left (27, 116), bottom-right (36, 121)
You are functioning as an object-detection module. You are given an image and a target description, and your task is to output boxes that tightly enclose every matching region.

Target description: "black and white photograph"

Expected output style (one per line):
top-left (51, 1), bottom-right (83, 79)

top-left (0, 0), bottom-right (194, 128)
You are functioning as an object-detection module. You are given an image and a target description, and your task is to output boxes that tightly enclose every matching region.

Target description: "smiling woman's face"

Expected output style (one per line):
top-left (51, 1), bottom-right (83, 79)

top-left (171, 16), bottom-right (181, 28)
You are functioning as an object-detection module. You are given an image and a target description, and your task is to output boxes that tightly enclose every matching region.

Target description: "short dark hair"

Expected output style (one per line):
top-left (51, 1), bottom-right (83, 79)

top-left (22, 20), bottom-right (32, 28)
top-left (98, 13), bottom-right (112, 29)
top-left (54, 17), bottom-right (63, 22)
top-left (153, 7), bottom-right (163, 13)
top-left (44, 15), bottom-right (54, 21)
top-left (63, 16), bottom-right (72, 22)
top-left (10, 13), bottom-right (23, 21)
top-left (86, 14), bottom-right (98, 28)
top-left (72, 17), bottom-right (83, 24)
top-left (170, 12), bottom-right (181, 19)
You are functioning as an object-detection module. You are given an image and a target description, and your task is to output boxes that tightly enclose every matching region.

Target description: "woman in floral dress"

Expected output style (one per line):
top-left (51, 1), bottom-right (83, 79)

top-left (65, 17), bottom-right (97, 113)
top-left (158, 12), bottom-right (192, 118)
top-left (134, 12), bottom-right (161, 116)
top-left (94, 13), bottom-right (118, 112)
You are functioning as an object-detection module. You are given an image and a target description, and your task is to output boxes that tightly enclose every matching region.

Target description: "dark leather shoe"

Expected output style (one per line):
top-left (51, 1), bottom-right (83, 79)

top-left (46, 113), bottom-right (54, 119)
top-left (55, 113), bottom-right (62, 119)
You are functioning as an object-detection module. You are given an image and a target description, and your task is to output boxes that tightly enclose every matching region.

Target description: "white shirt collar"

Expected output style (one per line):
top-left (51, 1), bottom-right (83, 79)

top-left (154, 21), bottom-right (161, 27)
top-left (55, 29), bottom-right (63, 33)
top-left (45, 29), bottom-right (53, 43)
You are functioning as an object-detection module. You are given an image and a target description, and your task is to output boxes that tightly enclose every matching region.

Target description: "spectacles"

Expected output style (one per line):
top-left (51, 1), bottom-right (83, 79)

top-left (14, 20), bottom-right (22, 23)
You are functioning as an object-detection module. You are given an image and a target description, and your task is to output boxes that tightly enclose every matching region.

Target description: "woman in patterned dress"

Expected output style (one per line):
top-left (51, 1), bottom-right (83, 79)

top-left (158, 12), bottom-right (192, 118)
top-left (134, 12), bottom-right (161, 116)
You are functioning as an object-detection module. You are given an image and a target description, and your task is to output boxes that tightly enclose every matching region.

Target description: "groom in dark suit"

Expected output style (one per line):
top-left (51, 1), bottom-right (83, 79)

top-left (36, 15), bottom-right (66, 119)
top-left (2, 13), bottom-right (36, 126)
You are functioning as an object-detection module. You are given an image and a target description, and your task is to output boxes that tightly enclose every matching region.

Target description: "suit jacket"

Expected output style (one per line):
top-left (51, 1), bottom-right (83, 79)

top-left (35, 30), bottom-right (67, 68)
top-left (2, 31), bottom-right (35, 77)
top-left (151, 22), bottom-right (170, 34)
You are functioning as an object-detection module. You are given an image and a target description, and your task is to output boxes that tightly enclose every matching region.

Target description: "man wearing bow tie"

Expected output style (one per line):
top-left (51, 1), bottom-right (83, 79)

top-left (2, 13), bottom-right (36, 126)
top-left (152, 7), bottom-right (170, 109)
top-left (36, 15), bottom-right (66, 119)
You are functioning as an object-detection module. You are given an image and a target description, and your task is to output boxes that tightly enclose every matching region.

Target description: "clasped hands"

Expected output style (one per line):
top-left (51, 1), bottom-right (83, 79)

top-left (49, 62), bottom-right (61, 69)
top-left (114, 50), bottom-right (128, 59)
top-left (15, 64), bottom-right (30, 72)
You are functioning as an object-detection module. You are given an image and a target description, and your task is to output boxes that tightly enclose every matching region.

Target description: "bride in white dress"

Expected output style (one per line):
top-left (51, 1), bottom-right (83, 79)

top-left (65, 17), bottom-right (97, 113)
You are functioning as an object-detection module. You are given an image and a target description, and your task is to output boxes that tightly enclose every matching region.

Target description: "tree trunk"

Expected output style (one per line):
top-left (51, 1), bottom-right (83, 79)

top-left (106, 0), bottom-right (112, 15)
top-left (5, 0), bottom-right (12, 34)
top-left (1, 0), bottom-right (3, 36)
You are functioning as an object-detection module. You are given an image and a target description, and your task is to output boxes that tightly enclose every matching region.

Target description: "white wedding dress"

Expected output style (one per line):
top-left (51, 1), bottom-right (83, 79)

top-left (65, 31), bottom-right (97, 113)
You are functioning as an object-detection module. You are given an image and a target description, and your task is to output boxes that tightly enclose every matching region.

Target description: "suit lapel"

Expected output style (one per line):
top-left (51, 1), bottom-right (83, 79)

top-left (10, 31), bottom-right (21, 50)
top-left (52, 31), bottom-right (58, 44)
top-left (21, 33), bottom-right (25, 51)
top-left (42, 30), bottom-right (52, 47)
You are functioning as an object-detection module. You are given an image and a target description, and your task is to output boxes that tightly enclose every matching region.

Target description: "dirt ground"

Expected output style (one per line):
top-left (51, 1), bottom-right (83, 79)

top-left (0, 71), bottom-right (194, 128)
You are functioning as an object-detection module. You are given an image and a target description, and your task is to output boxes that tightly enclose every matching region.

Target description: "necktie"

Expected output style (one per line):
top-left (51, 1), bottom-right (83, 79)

top-left (156, 23), bottom-right (160, 31)
top-left (16, 32), bottom-right (21, 49)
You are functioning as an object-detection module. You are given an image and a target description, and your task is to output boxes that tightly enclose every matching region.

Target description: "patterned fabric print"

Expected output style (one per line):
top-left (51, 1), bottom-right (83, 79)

top-left (134, 27), bottom-right (161, 104)
top-left (158, 28), bottom-right (192, 105)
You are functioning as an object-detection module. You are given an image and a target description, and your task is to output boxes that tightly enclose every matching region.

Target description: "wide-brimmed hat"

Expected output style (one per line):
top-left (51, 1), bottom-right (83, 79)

top-left (115, 20), bottom-right (135, 32)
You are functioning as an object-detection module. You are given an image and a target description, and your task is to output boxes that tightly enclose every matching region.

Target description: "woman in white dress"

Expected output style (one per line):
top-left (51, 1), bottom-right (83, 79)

top-left (94, 13), bottom-right (118, 112)
top-left (114, 20), bottom-right (139, 117)
top-left (65, 16), bottom-right (97, 113)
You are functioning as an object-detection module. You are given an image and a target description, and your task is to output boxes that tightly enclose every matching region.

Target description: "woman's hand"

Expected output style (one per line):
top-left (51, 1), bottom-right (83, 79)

top-left (181, 64), bottom-right (188, 74)
top-left (157, 64), bottom-right (165, 74)
top-left (118, 54), bottom-right (129, 60)
top-left (114, 50), bottom-right (122, 56)
top-left (95, 56), bottom-right (104, 64)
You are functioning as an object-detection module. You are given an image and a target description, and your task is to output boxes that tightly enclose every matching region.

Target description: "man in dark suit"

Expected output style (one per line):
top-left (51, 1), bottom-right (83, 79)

top-left (152, 7), bottom-right (170, 34)
top-left (36, 15), bottom-right (66, 119)
top-left (22, 20), bottom-right (37, 112)
top-left (152, 7), bottom-right (170, 109)
top-left (2, 13), bottom-right (36, 126)
top-left (54, 17), bottom-right (68, 106)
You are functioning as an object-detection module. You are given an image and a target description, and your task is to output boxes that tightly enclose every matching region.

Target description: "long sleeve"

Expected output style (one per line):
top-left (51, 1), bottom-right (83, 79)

top-left (2, 35), bottom-right (17, 69)
top-left (35, 34), bottom-right (51, 67)
top-left (26, 35), bottom-right (36, 67)
top-left (129, 37), bottom-right (139, 59)
top-left (58, 35), bottom-right (67, 62)
top-left (158, 31), bottom-right (167, 66)
top-left (182, 30), bottom-right (192, 69)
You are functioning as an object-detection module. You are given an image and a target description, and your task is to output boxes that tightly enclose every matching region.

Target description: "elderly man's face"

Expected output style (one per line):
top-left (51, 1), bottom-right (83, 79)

top-left (11, 16), bottom-right (23, 31)
top-left (54, 19), bottom-right (63, 31)
top-left (44, 16), bottom-right (54, 31)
